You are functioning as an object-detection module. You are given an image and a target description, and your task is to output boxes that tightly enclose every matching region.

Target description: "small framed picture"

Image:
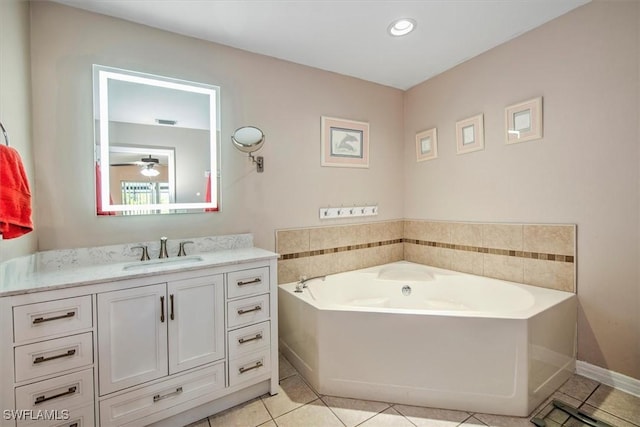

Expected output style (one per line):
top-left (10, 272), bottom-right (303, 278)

top-left (321, 116), bottom-right (369, 168)
top-left (456, 114), bottom-right (484, 154)
top-left (415, 128), bottom-right (437, 162)
top-left (505, 97), bottom-right (542, 144)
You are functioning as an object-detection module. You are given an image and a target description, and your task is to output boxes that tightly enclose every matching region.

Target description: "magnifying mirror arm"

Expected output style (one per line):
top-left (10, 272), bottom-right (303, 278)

top-left (231, 126), bottom-right (265, 173)
top-left (248, 152), bottom-right (264, 173)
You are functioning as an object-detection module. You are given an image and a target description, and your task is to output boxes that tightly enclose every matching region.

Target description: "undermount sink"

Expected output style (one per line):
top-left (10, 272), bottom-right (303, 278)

top-left (123, 256), bottom-right (204, 271)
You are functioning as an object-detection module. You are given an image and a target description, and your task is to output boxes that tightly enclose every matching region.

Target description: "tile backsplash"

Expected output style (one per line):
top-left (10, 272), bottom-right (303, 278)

top-left (276, 221), bottom-right (404, 284)
top-left (276, 220), bottom-right (576, 293)
top-left (404, 221), bottom-right (576, 292)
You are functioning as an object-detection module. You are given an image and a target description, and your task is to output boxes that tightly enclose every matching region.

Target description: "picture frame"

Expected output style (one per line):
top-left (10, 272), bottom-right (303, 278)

top-left (415, 128), bottom-right (437, 162)
top-left (321, 116), bottom-right (369, 168)
top-left (456, 114), bottom-right (484, 154)
top-left (505, 96), bottom-right (543, 144)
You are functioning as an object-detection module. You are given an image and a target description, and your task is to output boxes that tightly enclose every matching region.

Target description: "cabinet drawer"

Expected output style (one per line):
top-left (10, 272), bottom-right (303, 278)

top-left (20, 404), bottom-right (95, 427)
top-left (228, 321), bottom-right (270, 359)
top-left (228, 349), bottom-right (271, 388)
top-left (99, 363), bottom-right (225, 427)
top-left (15, 368), bottom-right (94, 412)
top-left (227, 267), bottom-right (269, 299)
top-left (14, 296), bottom-right (92, 344)
top-left (227, 294), bottom-right (270, 330)
top-left (15, 333), bottom-right (93, 382)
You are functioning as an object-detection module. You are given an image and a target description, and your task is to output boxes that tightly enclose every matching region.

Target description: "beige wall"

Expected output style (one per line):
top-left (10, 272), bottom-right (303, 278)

top-left (0, 0), bottom-right (37, 262)
top-left (404, 2), bottom-right (639, 379)
top-left (29, 2), bottom-right (404, 252)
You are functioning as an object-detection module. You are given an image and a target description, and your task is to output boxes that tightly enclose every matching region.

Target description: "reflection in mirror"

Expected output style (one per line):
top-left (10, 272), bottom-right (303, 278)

top-left (93, 65), bottom-right (220, 216)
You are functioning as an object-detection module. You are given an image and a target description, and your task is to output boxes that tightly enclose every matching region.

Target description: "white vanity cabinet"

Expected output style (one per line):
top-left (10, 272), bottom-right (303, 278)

top-left (0, 249), bottom-right (278, 427)
top-left (6, 296), bottom-right (96, 427)
top-left (97, 275), bottom-right (224, 395)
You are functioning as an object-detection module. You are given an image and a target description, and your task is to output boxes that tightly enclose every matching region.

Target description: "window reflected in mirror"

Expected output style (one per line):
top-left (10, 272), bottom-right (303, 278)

top-left (93, 65), bottom-right (220, 216)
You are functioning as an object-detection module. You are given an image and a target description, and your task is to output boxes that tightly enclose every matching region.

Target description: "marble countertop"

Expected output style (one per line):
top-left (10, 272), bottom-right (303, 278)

top-left (1, 234), bottom-right (278, 297)
top-left (1, 246), bottom-right (278, 297)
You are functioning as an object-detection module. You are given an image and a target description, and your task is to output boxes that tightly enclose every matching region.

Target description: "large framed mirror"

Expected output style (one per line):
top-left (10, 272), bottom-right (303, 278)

top-left (93, 65), bottom-right (220, 215)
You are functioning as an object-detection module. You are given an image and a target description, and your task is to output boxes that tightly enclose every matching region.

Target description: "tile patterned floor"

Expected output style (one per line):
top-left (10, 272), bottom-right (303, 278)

top-left (188, 354), bottom-right (640, 427)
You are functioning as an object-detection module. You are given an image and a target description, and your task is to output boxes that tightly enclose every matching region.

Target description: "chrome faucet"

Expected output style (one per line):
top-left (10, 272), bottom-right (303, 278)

top-left (294, 275), bottom-right (326, 293)
top-left (159, 236), bottom-right (169, 259)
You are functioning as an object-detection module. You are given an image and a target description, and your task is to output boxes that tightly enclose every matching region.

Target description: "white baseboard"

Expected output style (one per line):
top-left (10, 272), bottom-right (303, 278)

top-left (576, 360), bottom-right (640, 398)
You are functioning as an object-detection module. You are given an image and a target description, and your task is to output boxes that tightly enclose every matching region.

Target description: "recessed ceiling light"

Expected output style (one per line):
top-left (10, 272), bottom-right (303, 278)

top-left (388, 18), bottom-right (416, 37)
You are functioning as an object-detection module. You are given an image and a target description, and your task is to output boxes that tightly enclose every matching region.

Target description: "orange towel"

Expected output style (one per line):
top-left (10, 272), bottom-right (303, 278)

top-left (0, 145), bottom-right (33, 239)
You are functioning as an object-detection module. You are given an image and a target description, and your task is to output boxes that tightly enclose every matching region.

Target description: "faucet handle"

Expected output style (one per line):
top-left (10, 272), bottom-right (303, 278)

top-left (177, 241), bottom-right (194, 257)
top-left (132, 245), bottom-right (150, 261)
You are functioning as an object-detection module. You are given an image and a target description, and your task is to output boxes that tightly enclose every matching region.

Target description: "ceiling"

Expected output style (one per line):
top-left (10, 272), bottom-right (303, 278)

top-left (53, 0), bottom-right (589, 90)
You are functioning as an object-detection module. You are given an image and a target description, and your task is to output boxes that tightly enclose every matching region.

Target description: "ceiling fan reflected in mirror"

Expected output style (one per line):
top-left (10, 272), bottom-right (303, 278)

top-left (111, 155), bottom-right (161, 177)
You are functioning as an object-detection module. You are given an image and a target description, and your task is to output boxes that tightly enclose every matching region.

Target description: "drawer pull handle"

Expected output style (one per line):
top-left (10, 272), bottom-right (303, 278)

top-left (170, 294), bottom-right (175, 321)
top-left (237, 278), bottom-right (261, 286)
top-left (237, 305), bottom-right (262, 315)
top-left (153, 386), bottom-right (183, 402)
top-left (160, 296), bottom-right (165, 323)
top-left (33, 349), bottom-right (77, 364)
top-left (34, 386), bottom-right (77, 405)
top-left (238, 333), bottom-right (263, 344)
top-left (32, 311), bottom-right (75, 324)
top-left (239, 361), bottom-right (263, 374)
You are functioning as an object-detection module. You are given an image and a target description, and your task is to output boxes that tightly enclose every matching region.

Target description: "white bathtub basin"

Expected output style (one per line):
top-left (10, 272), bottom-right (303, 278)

top-left (279, 261), bottom-right (576, 417)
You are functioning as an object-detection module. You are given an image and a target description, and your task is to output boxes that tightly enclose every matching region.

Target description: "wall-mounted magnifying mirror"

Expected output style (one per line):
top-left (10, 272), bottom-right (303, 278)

top-left (93, 65), bottom-right (220, 216)
top-left (232, 126), bottom-right (265, 173)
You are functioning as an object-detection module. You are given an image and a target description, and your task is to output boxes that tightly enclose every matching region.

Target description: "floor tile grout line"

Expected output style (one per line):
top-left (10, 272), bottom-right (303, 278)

top-left (390, 405), bottom-right (426, 427)
top-left (264, 372), bottom-right (320, 421)
top-left (256, 395), bottom-right (276, 426)
top-left (259, 393), bottom-right (278, 421)
top-left (463, 414), bottom-right (489, 426)
top-left (278, 372), bottom-right (297, 381)
top-left (317, 395), bottom-right (351, 427)
top-left (323, 395), bottom-right (393, 427)
top-left (320, 401), bottom-right (348, 427)
top-left (270, 397), bottom-right (324, 424)
top-left (580, 383), bottom-right (600, 407)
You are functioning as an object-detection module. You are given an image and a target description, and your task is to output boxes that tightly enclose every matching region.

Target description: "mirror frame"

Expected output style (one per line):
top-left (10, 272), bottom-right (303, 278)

top-left (93, 64), bottom-right (220, 215)
top-left (232, 126), bottom-right (265, 153)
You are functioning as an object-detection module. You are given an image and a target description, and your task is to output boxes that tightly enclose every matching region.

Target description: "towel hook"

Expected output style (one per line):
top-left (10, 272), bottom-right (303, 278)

top-left (0, 121), bottom-right (9, 146)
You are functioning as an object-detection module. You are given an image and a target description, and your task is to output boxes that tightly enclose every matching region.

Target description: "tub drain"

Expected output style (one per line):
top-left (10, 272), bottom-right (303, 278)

top-left (401, 285), bottom-right (411, 296)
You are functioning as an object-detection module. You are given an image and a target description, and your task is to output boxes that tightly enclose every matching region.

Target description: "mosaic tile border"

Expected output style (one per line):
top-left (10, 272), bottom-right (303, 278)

top-left (280, 239), bottom-right (403, 260)
top-left (404, 239), bottom-right (574, 263)
top-left (280, 238), bottom-right (573, 263)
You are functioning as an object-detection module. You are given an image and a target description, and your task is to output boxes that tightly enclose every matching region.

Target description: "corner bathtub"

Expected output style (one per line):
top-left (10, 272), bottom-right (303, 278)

top-left (278, 261), bottom-right (576, 416)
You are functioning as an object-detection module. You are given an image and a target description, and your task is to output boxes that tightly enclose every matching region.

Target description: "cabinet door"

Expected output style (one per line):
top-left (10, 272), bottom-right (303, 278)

top-left (168, 274), bottom-right (224, 374)
top-left (98, 284), bottom-right (168, 395)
